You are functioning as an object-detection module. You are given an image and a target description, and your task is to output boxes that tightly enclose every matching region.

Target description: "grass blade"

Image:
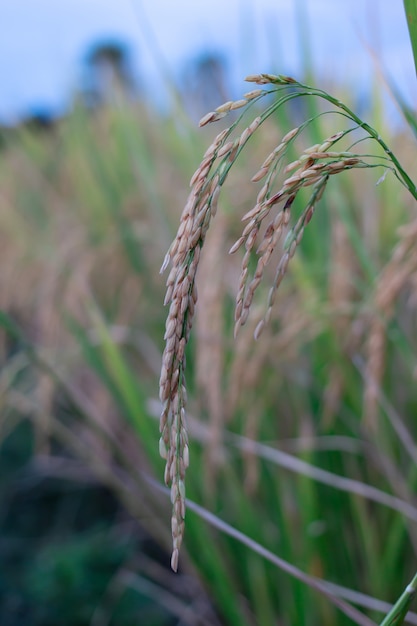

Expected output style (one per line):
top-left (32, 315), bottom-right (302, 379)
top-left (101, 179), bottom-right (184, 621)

top-left (148, 475), bottom-right (377, 626)
top-left (404, 0), bottom-right (417, 77)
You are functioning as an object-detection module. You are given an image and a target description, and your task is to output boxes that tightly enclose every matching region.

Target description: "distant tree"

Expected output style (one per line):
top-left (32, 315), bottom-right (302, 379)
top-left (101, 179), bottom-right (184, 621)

top-left (19, 108), bottom-right (56, 131)
top-left (0, 109), bottom-right (57, 150)
top-left (81, 41), bottom-right (138, 107)
top-left (182, 52), bottom-right (229, 120)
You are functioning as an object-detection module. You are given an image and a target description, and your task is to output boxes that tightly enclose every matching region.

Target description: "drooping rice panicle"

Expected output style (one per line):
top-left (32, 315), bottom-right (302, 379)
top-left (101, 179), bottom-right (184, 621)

top-left (230, 140), bottom-right (367, 336)
top-left (160, 72), bottom-right (415, 570)
top-left (159, 105), bottom-right (271, 570)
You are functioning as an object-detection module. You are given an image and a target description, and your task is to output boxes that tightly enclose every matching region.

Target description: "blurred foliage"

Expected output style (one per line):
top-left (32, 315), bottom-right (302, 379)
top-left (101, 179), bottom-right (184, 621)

top-left (0, 421), bottom-right (179, 626)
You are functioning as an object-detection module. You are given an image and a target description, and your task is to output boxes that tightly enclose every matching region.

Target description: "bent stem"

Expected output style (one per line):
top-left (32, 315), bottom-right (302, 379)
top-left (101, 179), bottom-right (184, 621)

top-left (259, 75), bottom-right (417, 202)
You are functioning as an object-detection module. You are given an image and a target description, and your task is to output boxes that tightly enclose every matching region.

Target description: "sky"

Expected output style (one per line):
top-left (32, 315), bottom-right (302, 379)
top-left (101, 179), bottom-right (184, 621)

top-left (0, 0), bottom-right (414, 124)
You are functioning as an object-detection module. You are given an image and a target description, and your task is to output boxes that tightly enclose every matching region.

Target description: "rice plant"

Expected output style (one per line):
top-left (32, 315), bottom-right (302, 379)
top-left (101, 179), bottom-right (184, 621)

top-left (158, 3), bottom-right (417, 623)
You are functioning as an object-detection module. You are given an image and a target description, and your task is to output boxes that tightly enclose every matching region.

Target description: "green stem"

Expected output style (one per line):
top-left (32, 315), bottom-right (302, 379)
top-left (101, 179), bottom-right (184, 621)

top-left (316, 89), bottom-right (417, 201)
top-left (379, 572), bottom-right (417, 626)
top-left (270, 79), bottom-right (417, 202)
top-left (404, 0), bottom-right (417, 77)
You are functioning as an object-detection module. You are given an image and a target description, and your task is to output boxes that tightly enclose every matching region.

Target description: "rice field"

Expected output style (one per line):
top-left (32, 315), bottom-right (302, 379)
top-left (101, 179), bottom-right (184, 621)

top-left (1, 16), bottom-right (417, 625)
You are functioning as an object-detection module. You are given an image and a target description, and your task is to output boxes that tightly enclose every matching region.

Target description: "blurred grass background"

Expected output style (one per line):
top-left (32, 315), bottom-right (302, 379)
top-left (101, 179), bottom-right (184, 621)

top-left (1, 15), bottom-right (417, 626)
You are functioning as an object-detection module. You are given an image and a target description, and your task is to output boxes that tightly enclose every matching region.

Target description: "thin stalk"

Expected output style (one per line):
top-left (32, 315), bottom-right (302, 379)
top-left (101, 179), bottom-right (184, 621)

top-left (311, 88), bottom-right (417, 201)
top-left (146, 476), bottom-right (377, 626)
top-left (268, 78), bottom-right (417, 202)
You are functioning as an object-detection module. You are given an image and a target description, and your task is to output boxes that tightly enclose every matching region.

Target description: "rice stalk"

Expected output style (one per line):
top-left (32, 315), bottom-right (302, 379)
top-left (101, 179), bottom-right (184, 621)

top-left (160, 73), bottom-right (417, 571)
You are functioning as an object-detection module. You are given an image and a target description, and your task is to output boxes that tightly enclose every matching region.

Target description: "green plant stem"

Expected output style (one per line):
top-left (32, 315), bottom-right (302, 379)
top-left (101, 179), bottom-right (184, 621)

top-left (284, 81), bottom-right (417, 202)
top-left (379, 572), bottom-right (417, 625)
top-left (404, 0), bottom-right (417, 77)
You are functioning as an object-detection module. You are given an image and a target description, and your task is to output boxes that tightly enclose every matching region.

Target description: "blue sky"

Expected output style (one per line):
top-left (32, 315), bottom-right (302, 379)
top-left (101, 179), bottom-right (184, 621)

top-left (0, 0), bottom-right (414, 123)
